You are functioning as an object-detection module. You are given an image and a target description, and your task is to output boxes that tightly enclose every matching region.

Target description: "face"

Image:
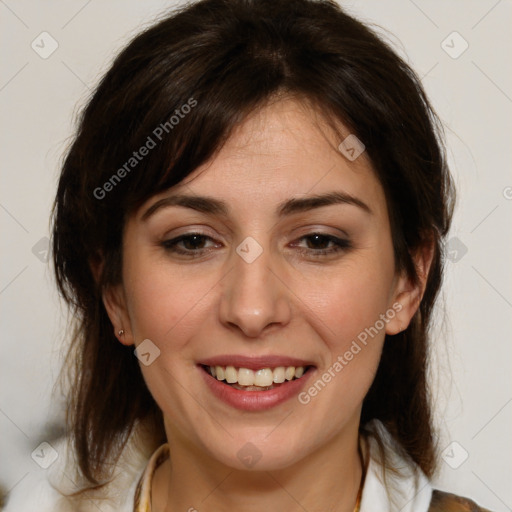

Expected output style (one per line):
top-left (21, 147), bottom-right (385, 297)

top-left (106, 98), bottom-right (421, 471)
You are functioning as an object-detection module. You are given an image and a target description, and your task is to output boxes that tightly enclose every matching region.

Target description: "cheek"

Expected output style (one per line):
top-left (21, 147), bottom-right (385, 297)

top-left (293, 265), bottom-right (394, 427)
top-left (298, 258), bottom-right (395, 350)
top-left (122, 254), bottom-right (218, 344)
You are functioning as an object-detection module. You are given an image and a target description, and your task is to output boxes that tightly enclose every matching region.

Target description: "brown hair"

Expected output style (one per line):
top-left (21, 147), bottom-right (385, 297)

top-left (52, 0), bottom-right (454, 486)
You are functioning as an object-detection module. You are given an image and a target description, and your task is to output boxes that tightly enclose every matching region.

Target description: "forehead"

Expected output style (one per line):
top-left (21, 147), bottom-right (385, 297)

top-left (139, 98), bottom-right (388, 220)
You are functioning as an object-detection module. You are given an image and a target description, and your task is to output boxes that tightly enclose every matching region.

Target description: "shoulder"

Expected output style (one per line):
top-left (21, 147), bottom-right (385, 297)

top-left (429, 490), bottom-right (493, 512)
top-left (3, 472), bottom-right (64, 512)
top-left (360, 421), bottom-right (493, 512)
top-left (4, 423), bottom-right (155, 512)
top-left (360, 421), bottom-right (433, 512)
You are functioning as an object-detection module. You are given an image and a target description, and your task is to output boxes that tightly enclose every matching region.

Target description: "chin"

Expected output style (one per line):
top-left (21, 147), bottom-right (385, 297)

top-left (209, 432), bottom-right (308, 472)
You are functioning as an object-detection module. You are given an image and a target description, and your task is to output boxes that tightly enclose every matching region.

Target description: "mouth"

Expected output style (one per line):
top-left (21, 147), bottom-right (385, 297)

top-left (197, 355), bottom-right (317, 410)
top-left (200, 364), bottom-right (314, 391)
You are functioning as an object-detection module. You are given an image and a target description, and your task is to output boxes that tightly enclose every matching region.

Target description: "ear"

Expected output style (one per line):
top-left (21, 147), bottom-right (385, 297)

top-left (386, 239), bottom-right (435, 336)
top-left (89, 253), bottom-right (134, 346)
top-left (102, 284), bottom-right (135, 346)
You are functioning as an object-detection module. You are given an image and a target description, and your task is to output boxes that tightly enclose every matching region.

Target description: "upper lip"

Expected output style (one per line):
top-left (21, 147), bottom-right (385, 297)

top-left (198, 355), bottom-right (316, 371)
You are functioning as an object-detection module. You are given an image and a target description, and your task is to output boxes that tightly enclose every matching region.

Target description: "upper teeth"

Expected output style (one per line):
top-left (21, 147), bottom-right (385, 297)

top-left (209, 365), bottom-right (306, 387)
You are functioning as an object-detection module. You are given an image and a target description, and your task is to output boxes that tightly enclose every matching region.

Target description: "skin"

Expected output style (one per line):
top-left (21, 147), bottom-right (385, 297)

top-left (104, 98), bottom-right (431, 512)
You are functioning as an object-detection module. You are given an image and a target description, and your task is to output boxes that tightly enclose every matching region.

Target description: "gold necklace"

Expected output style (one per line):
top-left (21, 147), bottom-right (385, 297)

top-left (141, 439), bottom-right (369, 512)
top-left (353, 436), bottom-right (368, 512)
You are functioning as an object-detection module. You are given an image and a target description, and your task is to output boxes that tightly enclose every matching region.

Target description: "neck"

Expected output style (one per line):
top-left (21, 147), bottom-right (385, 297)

top-left (152, 423), bottom-right (363, 512)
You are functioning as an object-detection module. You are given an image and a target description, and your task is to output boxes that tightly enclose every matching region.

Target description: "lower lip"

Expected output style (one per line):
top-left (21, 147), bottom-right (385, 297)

top-left (199, 366), bottom-right (315, 411)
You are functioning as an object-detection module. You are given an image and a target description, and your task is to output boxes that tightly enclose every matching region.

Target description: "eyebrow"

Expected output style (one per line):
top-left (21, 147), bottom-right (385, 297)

top-left (141, 191), bottom-right (372, 221)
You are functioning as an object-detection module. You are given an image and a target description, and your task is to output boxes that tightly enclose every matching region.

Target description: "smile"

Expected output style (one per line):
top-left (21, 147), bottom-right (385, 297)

top-left (202, 364), bottom-right (309, 390)
top-left (198, 359), bottom-right (316, 411)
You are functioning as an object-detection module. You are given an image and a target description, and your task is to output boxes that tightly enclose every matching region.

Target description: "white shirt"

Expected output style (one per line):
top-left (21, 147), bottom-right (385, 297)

top-left (360, 422), bottom-right (433, 511)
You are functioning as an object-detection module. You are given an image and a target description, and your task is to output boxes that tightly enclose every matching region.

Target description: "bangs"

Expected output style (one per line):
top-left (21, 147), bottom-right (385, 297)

top-left (81, 0), bottom-right (393, 218)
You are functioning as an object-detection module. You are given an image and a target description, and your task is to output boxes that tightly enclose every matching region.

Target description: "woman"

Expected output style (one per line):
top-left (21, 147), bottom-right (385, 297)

top-left (5, 0), bottom-right (492, 510)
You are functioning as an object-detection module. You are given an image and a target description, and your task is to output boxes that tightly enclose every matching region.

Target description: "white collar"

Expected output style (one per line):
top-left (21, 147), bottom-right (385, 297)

top-left (360, 420), bottom-right (432, 512)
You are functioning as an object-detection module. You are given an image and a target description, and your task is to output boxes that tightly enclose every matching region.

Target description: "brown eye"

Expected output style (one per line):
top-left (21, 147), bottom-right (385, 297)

top-left (161, 233), bottom-right (221, 257)
top-left (304, 234), bottom-right (332, 250)
top-left (180, 234), bottom-right (208, 250)
top-left (290, 233), bottom-right (351, 257)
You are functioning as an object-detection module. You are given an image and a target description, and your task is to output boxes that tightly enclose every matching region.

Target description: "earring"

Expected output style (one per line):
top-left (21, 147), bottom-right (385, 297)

top-left (118, 329), bottom-right (125, 336)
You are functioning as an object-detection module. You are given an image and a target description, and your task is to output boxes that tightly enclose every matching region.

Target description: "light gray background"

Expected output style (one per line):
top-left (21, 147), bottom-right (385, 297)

top-left (1, 0), bottom-right (511, 510)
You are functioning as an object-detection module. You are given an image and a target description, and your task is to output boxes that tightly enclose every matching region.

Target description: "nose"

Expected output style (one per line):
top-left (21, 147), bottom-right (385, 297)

top-left (219, 243), bottom-right (292, 338)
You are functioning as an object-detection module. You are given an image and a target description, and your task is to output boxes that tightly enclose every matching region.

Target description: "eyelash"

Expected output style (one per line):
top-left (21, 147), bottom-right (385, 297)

top-left (160, 233), bottom-right (351, 258)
